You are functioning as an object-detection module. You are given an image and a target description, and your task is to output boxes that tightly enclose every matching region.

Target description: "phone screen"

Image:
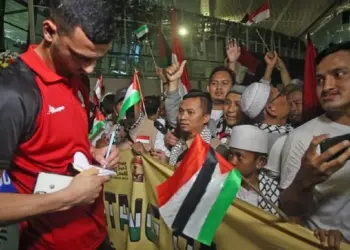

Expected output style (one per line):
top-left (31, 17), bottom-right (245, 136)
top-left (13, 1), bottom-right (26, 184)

top-left (320, 134), bottom-right (350, 162)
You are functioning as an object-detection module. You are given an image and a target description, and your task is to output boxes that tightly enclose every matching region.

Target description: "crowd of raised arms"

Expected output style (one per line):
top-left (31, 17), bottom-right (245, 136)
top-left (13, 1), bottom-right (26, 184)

top-left (0, 0), bottom-right (349, 250)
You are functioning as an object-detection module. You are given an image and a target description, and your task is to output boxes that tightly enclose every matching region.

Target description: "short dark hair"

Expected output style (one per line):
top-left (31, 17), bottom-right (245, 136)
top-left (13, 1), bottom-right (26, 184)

top-left (183, 89), bottom-right (212, 115)
top-left (316, 41), bottom-right (350, 65)
top-left (49, 0), bottom-right (114, 44)
top-left (101, 94), bottom-right (115, 116)
top-left (144, 95), bottom-right (161, 116)
top-left (208, 66), bottom-right (235, 85)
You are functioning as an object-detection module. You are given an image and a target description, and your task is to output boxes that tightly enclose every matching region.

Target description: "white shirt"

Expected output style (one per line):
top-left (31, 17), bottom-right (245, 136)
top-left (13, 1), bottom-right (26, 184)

top-left (236, 187), bottom-right (259, 207)
top-left (210, 110), bottom-right (223, 121)
top-left (154, 118), bottom-right (171, 157)
top-left (280, 114), bottom-right (350, 240)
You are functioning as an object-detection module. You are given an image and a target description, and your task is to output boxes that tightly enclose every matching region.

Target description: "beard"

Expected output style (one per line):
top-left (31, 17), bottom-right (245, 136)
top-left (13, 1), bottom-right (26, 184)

top-left (50, 42), bottom-right (73, 78)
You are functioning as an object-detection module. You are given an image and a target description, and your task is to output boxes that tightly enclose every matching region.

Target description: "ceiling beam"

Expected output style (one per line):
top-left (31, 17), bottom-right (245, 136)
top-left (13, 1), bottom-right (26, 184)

top-left (271, 0), bottom-right (294, 31)
top-left (246, 0), bottom-right (254, 14)
top-left (4, 9), bottom-right (27, 15)
top-left (297, 0), bottom-right (341, 38)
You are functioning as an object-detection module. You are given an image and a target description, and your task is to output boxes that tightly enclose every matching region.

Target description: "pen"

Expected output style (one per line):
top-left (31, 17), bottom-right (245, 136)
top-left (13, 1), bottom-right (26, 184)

top-left (104, 130), bottom-right (116, 168)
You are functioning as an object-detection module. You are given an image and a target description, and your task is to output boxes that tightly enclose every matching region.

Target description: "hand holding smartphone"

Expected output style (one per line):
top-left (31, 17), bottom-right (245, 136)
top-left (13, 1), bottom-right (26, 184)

top-left (320, 134), bottom-right (350, 161)
top-left (320, 134), bottom-right (350, 175)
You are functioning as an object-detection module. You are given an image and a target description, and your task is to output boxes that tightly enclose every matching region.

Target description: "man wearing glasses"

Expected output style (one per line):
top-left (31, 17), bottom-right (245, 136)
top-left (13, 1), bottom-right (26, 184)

top-left (240, 81), bottom-right (292, 180)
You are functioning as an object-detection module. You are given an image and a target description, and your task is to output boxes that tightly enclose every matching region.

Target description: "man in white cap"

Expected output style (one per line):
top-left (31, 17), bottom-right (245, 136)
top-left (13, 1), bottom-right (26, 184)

top-left (240, 82), bottom-right (292, 179)
top-left (228, 125), bottom-right (280, 215)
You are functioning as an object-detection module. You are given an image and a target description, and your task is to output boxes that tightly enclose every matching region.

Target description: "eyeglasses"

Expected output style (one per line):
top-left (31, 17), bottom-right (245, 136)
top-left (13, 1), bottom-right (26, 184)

top-left (269, 91), bottom-right (286, 103)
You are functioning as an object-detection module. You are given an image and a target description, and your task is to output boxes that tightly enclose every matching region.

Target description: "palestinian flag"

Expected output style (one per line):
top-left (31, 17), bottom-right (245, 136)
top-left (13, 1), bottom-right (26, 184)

top-left (117, 71), bottom-right (141, 121)
top-left (159, 30), bottom-right (172, 68)
top-left (88, 108), bottom-right (106, 140)
top-left (135, 24), bottom-right (149, 39)
top-left (157, 135), bottom-right (241, 246)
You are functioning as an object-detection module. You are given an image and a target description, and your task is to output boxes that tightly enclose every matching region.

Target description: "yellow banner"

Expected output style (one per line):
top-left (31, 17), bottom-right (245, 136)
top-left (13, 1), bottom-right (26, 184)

top-left (104, 150), bottom-right (350, 250)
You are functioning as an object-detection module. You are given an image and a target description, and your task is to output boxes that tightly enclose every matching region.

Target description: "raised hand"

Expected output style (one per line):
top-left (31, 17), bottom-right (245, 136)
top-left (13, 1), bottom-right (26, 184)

top-left (264, 51), bottom-right (278, 67)
top-left (276, 57), bottom-right (287, 72)
top-left (155, 67), bottom-right (168, 83)
top-left (166, 60), bottom-right (187, 83)
top-left (226, 39), bottom-right (241, 63)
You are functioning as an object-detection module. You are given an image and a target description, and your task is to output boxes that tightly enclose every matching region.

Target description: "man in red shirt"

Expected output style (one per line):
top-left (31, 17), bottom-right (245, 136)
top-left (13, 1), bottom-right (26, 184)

top-left (0, 0), bottom-right (119, 249)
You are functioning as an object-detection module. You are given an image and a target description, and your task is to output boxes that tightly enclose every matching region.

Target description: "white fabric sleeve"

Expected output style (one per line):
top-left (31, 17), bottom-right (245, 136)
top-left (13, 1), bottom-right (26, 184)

top-left (259, 78), bottom-right (271, 85)
top-left (279, 131), bottom-right (313, 189)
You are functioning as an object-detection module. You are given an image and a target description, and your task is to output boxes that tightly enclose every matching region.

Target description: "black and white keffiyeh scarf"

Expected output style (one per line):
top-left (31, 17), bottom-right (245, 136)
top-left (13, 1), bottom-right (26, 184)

top-left (169, 126), bottom-right (212, 167)
top-left (258, 171), bottom-right (280, 216)
top-left (255, 123), bottom-right (293, 134)
top-left (126, 112), bottom-right (145, 131)
top-left (216, 116), bottom-right (233, 143)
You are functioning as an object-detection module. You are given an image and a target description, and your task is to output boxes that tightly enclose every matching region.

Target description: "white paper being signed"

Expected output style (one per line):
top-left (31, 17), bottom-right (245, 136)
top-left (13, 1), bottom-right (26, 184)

top-left (73, 152), bottom-right (117, 177)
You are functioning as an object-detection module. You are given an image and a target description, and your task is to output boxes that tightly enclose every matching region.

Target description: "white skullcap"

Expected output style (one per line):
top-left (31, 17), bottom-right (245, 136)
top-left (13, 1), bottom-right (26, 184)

top-left (240, 82), bottom-right (271, 119)
top-left (229, 125), bottom-right (268, 154)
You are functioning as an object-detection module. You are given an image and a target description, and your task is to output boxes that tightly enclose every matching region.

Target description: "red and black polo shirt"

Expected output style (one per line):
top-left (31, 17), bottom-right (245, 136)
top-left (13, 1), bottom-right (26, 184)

top-left (0, 46), bottom-right (106, 250)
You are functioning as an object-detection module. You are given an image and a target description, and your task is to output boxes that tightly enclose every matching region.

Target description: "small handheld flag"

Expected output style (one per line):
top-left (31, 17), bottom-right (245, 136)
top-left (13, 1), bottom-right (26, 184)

top-left (88, 108), bottom-right (106, 140)
top-left (117, 71), bottom-right (141, 122)
top-left (135, 24), bottom-right (149, 39)
top-left (157, 135), bottom-right (241, 246)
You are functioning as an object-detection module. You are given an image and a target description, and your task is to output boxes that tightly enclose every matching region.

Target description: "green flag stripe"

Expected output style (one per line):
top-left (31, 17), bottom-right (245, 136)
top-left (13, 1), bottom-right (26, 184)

top-left (135, 25), bottom-right (148, 34)
top-left (197, 169), bottom-right (242, 245)
top-left (117, 91), bottom-right (140, 122)
top-left (88, 121), bottom-right (106, 140)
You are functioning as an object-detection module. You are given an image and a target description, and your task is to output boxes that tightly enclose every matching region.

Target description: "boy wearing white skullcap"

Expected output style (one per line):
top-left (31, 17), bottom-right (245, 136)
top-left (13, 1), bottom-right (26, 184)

top-left (228, 125), bottom-right (280, 215)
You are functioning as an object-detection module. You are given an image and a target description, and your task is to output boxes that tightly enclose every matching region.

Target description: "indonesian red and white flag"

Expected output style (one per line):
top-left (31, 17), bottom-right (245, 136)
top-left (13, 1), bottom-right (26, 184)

top-left (93, 75), bottom-right (104, 105)
top-left (171, 9), bottom-right (191, 96)
top-left (245, 1), bottom-right (270, 26)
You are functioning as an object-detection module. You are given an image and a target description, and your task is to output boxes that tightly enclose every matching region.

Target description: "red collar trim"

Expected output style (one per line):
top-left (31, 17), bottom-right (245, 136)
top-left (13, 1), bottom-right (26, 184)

top-left (20, 45), bottom-right (67, 84)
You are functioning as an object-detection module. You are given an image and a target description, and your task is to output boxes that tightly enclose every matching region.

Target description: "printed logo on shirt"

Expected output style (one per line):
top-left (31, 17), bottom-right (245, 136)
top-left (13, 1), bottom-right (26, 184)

top-left (47, 105), bottom-right (65, 115)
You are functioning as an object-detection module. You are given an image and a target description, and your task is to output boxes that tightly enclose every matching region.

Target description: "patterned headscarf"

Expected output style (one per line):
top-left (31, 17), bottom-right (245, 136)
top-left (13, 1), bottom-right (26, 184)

top-left (258, 171), bottom-right (280, 216)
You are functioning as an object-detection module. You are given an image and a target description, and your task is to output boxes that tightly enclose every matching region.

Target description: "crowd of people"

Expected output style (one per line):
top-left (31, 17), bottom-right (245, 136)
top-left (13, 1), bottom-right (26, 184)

top-left (92, 40), bottom-right (350, 249)
top-left (0, 0), bottom-right (349, 249)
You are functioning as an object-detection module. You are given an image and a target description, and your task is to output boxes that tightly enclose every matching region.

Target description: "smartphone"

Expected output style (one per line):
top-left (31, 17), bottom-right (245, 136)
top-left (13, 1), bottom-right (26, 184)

top-left (320, 134), bottom-right (350, 162)
top-left (154, 120), bottom-right (167, 135)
